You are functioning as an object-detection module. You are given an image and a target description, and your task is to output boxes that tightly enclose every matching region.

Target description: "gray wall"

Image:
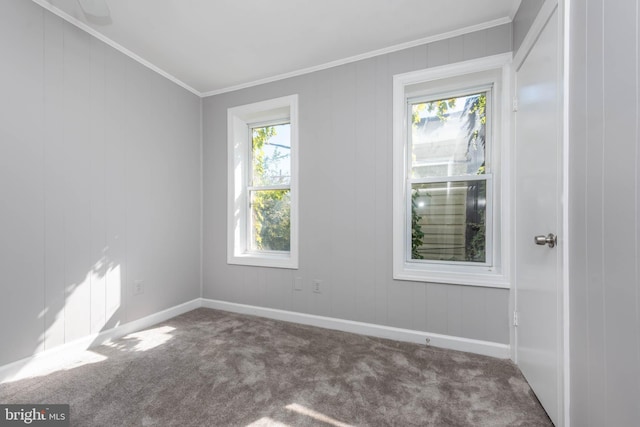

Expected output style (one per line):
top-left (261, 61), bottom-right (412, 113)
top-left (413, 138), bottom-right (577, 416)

top-left (0, 0), bottom-right (201, 366)
top-left (203, 25), bottom-right (512, 344)
top-left (567, 1), bottom-right (640, 426)
top-left (512, 0), bottom-right (545, 53)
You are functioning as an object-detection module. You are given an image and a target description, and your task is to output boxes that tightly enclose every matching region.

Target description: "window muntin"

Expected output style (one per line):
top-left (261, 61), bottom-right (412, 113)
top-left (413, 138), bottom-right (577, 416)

top-left (408, 89), bottom-right (492, 266)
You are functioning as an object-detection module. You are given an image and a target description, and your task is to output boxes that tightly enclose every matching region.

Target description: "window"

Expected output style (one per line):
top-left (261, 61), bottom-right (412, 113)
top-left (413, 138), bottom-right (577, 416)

top-left (392, 54), bottom-right (511, 287)
top-left (410, 90), bottom-right (492, 264)
top-left (228, 95), bottom-right (298, 269)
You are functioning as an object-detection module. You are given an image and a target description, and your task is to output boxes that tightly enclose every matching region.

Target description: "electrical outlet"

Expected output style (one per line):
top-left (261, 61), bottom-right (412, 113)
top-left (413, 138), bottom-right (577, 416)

top-left (133, 280), bottom-right (144, 295)
top-left (294, 277), bottom-right (303, 291)
top-left (312, 279), bottom-right (322, 294)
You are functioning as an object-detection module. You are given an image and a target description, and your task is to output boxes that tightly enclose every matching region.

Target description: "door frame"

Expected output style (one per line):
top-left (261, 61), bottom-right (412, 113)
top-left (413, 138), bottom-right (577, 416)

top-left (511, 0), bottom-right (570, 426)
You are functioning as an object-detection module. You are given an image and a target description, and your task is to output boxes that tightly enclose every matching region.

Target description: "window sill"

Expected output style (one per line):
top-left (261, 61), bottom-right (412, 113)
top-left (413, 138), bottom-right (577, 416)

top-left (394, 262), bottom-right (509, 288)
top-left (227, 252), bottom-right (298, 269)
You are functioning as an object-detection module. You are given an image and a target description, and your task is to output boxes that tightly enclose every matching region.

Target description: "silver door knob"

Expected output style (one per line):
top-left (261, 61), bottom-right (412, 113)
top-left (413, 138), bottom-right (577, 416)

top-left (534, 233), bottom-right (557, 248)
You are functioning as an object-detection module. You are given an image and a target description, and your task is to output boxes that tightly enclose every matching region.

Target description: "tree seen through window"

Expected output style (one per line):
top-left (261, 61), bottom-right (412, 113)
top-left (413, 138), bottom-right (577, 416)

top-left (250, 123), bottom-right (291, 252)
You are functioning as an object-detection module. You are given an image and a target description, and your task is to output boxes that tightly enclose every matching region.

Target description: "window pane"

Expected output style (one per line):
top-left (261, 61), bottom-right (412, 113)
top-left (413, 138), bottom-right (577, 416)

top-left (411, 92), bottom-right (487, 178)
top-left (252, 123), bottom-right (291, 186)
top-left (250, 189), bottom-right (290, 252)
top-left (411, 180), bottom-right (486, 262)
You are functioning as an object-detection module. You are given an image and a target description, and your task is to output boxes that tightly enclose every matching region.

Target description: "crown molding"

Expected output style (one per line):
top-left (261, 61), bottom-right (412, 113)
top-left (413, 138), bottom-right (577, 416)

top-left (31, 1), bottom-right (512, 99)
top-left (202, 17), bottom-right (512, 97)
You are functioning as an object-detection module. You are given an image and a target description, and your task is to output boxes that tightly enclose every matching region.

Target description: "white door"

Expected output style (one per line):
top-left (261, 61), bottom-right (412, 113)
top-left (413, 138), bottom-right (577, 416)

top-left (514, 6), bottom-right (563, 426)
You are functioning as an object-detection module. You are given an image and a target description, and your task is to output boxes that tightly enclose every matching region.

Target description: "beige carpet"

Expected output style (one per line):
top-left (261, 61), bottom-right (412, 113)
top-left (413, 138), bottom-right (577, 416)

top-left (0, 308), bottom-right (552, 426)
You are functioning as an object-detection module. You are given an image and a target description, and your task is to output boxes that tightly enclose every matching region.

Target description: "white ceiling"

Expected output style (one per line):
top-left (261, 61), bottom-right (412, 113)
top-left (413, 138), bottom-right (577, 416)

top-left (36, 0), bottom-right (519, 96)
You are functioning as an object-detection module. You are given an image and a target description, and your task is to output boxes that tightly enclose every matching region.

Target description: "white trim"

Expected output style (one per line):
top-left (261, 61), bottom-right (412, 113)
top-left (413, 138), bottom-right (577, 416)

top-left (199, 99), bottom-right (204, 298)
top-left (227, 95), bottom-right (299, 269)
top-left (394, 53), bottom-right (512, 87)
top-left (0, 299), bottom-right (201, 384)
top-left (30, 0), bottom-right (201, 96)
top-left (513, 0), bottom-right (560, 68)
top-left (201, 299), bottom-right (510, 359)
top-left (201, 18), bottom-right (512, 97)
top-left (392, 54), bottom-right (512, 287)
top-left (561, 0), bottom-right (571, 425)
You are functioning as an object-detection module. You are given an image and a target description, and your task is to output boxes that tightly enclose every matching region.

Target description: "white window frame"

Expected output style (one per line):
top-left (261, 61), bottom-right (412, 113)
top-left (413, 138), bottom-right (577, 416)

top-left (392, 54), bottom-right (512, 288)
top-left (227, 95), bottom-right (299, 269)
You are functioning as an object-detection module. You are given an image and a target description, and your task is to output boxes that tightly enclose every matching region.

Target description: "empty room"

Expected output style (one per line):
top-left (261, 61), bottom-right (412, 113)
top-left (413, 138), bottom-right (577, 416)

top-left (1, 0), bottom-right (639, 426)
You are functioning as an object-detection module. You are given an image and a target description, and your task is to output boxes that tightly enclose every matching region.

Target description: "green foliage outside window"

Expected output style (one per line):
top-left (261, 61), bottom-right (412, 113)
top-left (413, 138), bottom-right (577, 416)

top-left (251, 126), bottom-right (291, 252)
top-left (252, 190), bottom-right (290, 251)
top-left (411, 189), bottom-right (425, 259)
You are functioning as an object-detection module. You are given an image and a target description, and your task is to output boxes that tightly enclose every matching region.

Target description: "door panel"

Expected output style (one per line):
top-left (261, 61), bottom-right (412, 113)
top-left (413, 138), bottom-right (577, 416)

top-left (515, 7), bottom-right (562, 426)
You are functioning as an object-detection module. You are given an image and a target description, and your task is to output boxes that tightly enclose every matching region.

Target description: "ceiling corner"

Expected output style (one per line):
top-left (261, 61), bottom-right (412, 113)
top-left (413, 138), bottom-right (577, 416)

top-left (30, 0), bottom-right (203, 97)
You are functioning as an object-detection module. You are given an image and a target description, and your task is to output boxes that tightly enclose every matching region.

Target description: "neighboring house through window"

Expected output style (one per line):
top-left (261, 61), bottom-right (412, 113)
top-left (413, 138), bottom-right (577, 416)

top-left (228, 95), bottom-right (299, 269)
top-left (392, 54), bottom-right (511, 287)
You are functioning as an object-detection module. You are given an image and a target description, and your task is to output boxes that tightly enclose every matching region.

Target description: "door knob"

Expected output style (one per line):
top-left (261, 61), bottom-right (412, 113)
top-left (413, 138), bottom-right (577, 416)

top-left (534, 233), bottom-right (557, 248)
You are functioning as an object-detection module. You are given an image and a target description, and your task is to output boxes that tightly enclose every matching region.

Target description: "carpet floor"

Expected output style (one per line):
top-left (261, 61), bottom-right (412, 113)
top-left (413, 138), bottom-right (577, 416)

top-left (0, 308), bottom-right (553, 426)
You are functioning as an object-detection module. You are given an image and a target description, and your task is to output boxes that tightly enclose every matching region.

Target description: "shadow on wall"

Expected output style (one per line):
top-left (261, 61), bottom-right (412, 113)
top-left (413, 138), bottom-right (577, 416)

top-left (1, 250), bottom-right (125, 379)
top-left (41, 254), bottom-right (124, 338)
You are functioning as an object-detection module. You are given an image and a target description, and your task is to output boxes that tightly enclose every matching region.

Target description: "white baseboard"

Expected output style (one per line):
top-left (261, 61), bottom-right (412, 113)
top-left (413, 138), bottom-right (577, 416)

top-left (0, 299), bottom-right (202, 384)
top-left (201, 299), bottom-right (510, 359)
top-left (1, 297), bottom-right (510, 384)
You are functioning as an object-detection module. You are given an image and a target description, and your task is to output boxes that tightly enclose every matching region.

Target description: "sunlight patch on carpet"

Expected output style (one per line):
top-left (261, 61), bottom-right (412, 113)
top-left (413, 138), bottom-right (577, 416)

top-left (245, 416), bottom-right (291, 427)
top-left (2, 350), bottom-right (107, 384)
top-left (104, 325), bottom-right (175, 352)
top-left (286, 403), bottom-right (353, 427)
